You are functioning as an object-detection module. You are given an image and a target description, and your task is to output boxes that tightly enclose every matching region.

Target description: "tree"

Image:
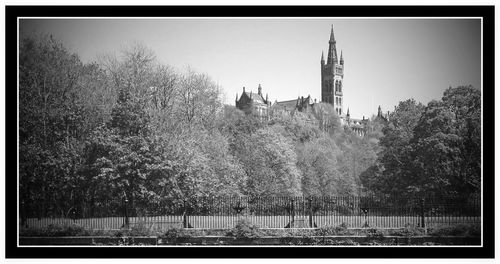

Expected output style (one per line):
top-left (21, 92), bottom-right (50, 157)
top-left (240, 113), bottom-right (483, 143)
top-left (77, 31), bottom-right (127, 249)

top-left (310, 103), bottom-right (342, 135)
top-left (175, 69), bottom-right (224, 130)
top-left (410, 86), bottom-right (481, 196)
top-left (269, 110), bottom-right (321, 144)
top-left (19, 35), bottom-right (89, 217)
top-left (362, 87), bottom-right (481, 197)
top-left (360, 99), bottom-right (425, 195)
top-left (234, 126), bottom-right (302, 197)
top-left (297, 135), bottom-right (356, 196)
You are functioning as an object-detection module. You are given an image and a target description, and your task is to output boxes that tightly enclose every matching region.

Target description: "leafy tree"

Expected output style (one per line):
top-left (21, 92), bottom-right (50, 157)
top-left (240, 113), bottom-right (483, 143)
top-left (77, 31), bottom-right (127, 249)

top-left (175, 68), bottom-right (224, 130)
top-left (234, 126), bottom-right (302, 197)
top-left (360, 99), bottom-right (425, 195)
top-left (362, 87), bottom-right (480, 197)
top-left (19, 35), bottom-right (89, 217)
top-left (311, 102), bottom-right (342, 135)
top-left (410, 86), bottom-right (480, 196)
top-left (269, 110), bottom-right (321, 144)
top-left (297, 135), bottom-right (353, 196)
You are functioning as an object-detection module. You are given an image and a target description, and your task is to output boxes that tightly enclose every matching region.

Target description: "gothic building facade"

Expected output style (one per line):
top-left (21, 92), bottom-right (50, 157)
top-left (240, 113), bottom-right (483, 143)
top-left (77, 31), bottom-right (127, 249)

top-left (235, 84), bottom-right (271, 120)
top-left (236, 25), bottom-right (389, 135)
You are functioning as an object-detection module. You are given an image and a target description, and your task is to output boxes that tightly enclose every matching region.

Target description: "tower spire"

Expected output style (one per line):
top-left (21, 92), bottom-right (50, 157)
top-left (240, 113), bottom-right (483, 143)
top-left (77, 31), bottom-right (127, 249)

top-left (329, 24), bottom-right (335, 42)
top-left (327, 25), bottom-right (338, 64)
top-left (340, 50), bottom-right (344, 65)
top-left (321, 51), bottom-right (324, 63)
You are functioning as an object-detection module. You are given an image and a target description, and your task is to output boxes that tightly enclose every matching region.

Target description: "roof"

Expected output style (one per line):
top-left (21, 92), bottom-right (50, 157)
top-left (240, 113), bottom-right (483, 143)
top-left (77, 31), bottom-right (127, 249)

top-left (274, 95), bottom-right (314, 111)
top-left (274, 99), bottom-right (298, 110)
top-left (240, 91), bottom-right (267, 104)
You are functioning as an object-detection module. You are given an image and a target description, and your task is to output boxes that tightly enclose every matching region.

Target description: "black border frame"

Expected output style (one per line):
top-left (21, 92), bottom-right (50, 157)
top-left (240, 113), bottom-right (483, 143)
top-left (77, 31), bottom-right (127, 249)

top-left (5, 5), bottom-right (495, 258)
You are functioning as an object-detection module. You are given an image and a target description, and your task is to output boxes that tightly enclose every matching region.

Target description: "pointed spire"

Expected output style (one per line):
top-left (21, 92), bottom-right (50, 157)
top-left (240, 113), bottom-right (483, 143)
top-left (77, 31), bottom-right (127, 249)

top-left (258, 84), bottom-right (262, 96)
top-left (327, 25), bottom-right (338, 64)
top-left (321, 51), bottom-right (324, 62)
top-left (236, 93), bottom-right (238, 101)
top-left (329, 24), bottom-right (335, 43)
top-left (378, 105), bottom-right (382, 117)
top-left (340, 50), bottom-right (344, 65)
top-left (243, 86), bottom-right (245, 93)
top-left (347, 107), bottom-right (350, 116)
top-left (266, 93), bottom-right (268, 102)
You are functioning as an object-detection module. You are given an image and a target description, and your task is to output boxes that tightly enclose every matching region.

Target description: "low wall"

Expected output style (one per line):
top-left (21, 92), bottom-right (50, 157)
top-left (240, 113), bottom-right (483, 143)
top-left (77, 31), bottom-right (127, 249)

top-left (20, 236), bottom-right (481, 246)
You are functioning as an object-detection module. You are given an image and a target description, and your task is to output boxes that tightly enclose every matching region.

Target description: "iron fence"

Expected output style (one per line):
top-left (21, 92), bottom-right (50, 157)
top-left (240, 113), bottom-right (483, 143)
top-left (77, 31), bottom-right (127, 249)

top-left (21, 195), bottom-right (481, 230)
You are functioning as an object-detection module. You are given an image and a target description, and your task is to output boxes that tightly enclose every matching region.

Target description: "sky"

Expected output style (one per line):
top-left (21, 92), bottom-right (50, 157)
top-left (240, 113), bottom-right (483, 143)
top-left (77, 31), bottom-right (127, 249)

top-left (19, 18), bottom-right (481, 119)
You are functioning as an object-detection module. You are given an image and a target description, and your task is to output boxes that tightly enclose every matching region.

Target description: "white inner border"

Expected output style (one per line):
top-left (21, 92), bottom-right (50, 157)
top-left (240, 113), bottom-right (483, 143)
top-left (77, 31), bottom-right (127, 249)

top-left (16, 16), bottom-right (484, 249)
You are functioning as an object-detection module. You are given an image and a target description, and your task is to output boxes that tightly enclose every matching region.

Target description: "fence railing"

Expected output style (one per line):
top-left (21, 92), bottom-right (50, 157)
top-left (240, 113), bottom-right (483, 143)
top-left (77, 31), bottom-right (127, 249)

top-left (20, 195), bottom-right (481, 230)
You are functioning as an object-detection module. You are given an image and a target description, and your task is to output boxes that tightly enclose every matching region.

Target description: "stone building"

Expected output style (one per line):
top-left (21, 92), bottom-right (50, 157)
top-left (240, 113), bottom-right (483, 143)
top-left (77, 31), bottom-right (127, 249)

top-left (235, 84), bottom-right (271, 120)
top-left (273, 95), bottom-right (316, 114)
top-left (236, 25), bottom-right (390, 135)
top-left (321, 25), bottom-right (345, 116)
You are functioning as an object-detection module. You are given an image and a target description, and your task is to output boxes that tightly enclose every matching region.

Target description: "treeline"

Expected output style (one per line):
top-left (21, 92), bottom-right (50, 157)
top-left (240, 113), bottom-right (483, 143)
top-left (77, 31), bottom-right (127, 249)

top-left (19, 36), bottom-right (479, 218)
top-left (361, 89), bottom-right (481, 198)
top-left (19, 36), bottom-right (377, 217)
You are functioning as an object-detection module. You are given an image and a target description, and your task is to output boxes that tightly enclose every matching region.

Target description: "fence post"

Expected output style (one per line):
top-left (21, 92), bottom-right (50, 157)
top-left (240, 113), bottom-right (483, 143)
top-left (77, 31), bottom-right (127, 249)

top-left (290, 198), bottom-right (295, 228)
top-left (183, 199), bottom-right (188, 228)
top-left (419, 198), bottom-right (425, 228)
top-left (21, 200), bottom-right (27, 228)
top-left (124, 198), bottom-right (129, 229)
top-left (308, 197), bottom-right (313, 228)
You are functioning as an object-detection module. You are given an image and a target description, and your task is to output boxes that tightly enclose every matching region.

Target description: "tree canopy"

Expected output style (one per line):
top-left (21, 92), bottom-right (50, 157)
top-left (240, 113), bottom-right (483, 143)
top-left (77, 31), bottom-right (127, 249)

top-left (19, 35), bottom-right (481, 218)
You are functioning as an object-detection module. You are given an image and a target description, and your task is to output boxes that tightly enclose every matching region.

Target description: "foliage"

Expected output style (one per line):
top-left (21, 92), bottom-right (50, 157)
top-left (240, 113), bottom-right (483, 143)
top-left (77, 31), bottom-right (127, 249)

top-left (360, 99), bottom-right (425, 196)
top-left (163, 227), bottom-right (186, 240)
top-left (389, 225), bottom-right (425, 237)
top-left (233, 126), bottom-right (302, 196)
top-left (20, 223), bottom-right (89, 237)
top-left (361, 88), bottom-right (480, 197)
top-left (19, 35), bottom-right (480, 220)
top-left (428, 224), bottom-right (480, 237)
top-left (225, 218), bottom-right (263, 239)
top-left (409, 86), bottom-right (481, 196)
top-left (366, 228), bottom-right (385, 238)
top-left (315, 223), bottom-right (353, 236)
top-left (297, 135), bottom-right (347, 196)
